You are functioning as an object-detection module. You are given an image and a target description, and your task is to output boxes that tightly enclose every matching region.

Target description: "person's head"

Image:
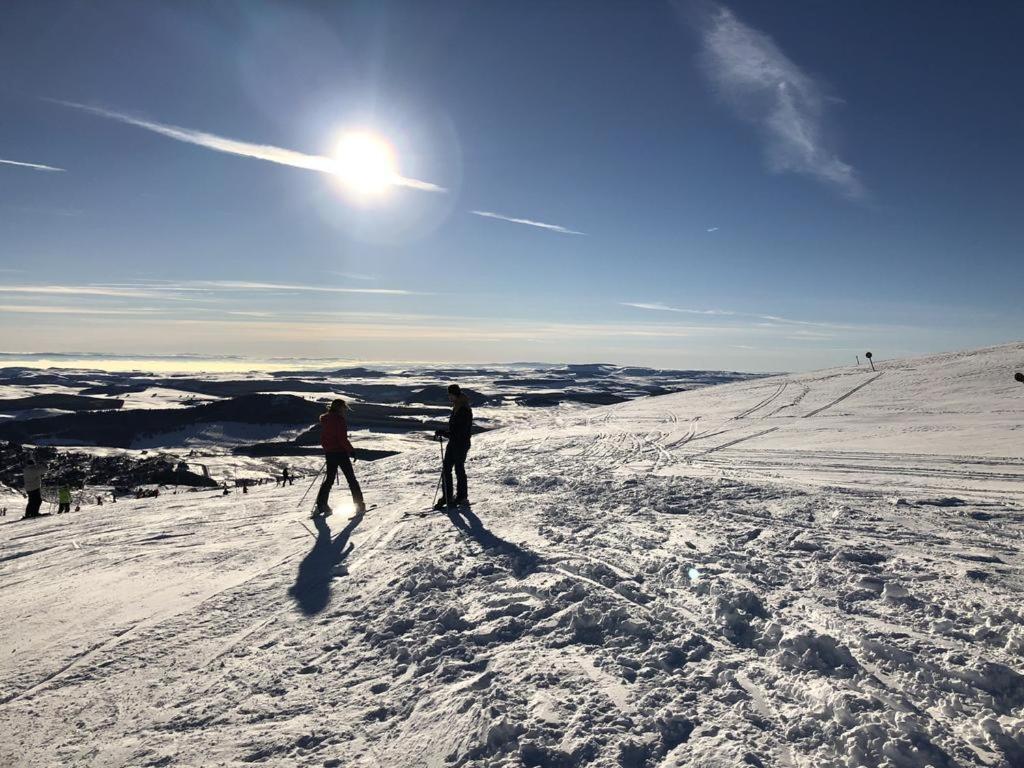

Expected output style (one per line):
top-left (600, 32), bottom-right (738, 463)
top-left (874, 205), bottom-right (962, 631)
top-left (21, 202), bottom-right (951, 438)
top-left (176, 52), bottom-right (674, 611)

top-left (447, 384), bottom-right (461, 404)
top-left (327, 398), bottom-right (348, 414)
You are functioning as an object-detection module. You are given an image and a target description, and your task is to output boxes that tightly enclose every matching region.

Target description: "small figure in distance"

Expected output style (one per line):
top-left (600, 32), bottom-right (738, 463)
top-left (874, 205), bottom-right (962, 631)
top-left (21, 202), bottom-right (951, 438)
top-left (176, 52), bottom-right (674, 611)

top-left (57, 484), bottom-right (72, 514)
top-left (282, 466), bottom-right (291, 487)
top-left (23, 457), bottom-right (46, 519)
top-left (433, 384), bottom-right (473, 510)
top-left (314, 399), bottom-right (365, 517)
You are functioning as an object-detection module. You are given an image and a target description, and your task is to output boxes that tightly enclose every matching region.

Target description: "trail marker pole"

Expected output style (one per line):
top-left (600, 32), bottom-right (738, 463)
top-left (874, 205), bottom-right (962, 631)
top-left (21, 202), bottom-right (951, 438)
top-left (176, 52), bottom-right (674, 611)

top-left (865, 351), bottom-right (875, 372)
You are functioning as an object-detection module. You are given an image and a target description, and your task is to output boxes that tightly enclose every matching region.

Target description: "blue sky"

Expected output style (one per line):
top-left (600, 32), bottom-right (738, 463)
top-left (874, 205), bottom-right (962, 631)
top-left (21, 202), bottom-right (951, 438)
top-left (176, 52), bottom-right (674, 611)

top-left (1, 1), bottom-right (1022, 371)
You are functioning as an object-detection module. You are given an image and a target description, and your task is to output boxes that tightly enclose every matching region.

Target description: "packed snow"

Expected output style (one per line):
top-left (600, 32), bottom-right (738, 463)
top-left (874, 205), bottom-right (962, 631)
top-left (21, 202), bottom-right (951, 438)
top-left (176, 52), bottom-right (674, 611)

top-left (1, 343), bottom-right (1023, 767)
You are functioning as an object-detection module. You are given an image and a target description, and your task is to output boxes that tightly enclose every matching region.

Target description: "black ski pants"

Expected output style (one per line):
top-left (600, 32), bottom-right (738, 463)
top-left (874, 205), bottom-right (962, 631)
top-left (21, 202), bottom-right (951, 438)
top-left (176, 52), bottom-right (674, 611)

top-left (442, 440), bottom-right (470, 503)
top-left (25, 489), bottom-right (42, 518)
top-left (317, 452), bottom-right (363, 507)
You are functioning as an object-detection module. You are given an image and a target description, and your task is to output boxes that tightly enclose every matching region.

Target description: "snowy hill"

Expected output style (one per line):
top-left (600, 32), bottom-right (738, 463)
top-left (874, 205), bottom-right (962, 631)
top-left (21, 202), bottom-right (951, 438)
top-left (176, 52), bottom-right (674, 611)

top-left (2, 343), bottom-right (1023, 767)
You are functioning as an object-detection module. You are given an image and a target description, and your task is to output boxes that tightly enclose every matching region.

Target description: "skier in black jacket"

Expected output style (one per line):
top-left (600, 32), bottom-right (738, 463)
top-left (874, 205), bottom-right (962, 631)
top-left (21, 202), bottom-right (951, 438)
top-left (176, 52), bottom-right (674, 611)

top-left (434, 384), bottom-right (472, 509)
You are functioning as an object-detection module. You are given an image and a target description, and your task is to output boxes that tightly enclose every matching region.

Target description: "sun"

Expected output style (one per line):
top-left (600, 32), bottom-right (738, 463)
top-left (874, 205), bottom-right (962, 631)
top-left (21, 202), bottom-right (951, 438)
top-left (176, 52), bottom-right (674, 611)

top-left (333, 131), bottom-right (399, 200)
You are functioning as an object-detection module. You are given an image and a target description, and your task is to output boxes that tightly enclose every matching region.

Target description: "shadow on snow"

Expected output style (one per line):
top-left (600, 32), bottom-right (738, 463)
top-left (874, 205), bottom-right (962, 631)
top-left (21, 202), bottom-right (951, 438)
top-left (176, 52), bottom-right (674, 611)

top-left (289, 511), bottom-right (364, 616)
top-left (444, 504), bottom-right (540, 577)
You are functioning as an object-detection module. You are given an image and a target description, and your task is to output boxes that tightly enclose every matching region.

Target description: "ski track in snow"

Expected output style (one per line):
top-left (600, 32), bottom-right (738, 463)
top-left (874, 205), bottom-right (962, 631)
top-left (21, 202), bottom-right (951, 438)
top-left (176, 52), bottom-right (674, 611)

top-left (2, 344), bottom-right (1024, 767)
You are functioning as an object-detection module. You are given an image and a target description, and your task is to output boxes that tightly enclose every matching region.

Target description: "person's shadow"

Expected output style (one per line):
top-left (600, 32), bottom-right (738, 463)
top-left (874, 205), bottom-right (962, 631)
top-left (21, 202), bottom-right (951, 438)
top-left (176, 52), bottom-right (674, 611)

top-left (445, 504), bottom-right (540, 577)
top-left (289, 511), bottom-right (365, 616)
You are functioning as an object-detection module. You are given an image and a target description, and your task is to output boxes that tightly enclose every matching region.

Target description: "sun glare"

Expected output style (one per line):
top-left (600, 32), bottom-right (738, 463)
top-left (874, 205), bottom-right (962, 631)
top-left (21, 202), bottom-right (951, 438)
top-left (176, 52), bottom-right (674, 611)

top-left (333, 131), bottom-right (399, 200)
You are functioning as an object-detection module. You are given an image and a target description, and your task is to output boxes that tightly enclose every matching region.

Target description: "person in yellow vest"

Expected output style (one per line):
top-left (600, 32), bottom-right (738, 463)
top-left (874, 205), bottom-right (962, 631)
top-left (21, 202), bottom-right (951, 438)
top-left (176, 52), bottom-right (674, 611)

top-left (57, 485), bottom-right (72, 514)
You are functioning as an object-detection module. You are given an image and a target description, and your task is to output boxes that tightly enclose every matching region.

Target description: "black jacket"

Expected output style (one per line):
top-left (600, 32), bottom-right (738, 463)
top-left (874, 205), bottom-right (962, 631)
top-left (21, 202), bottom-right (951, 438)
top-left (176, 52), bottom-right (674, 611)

top-left (445, 400), bottom-right (473, 446)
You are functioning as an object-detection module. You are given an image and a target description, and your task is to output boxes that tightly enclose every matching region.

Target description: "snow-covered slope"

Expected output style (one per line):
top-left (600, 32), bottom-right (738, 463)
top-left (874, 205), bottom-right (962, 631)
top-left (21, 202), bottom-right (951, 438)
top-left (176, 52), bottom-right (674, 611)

top-left (2, 343), bottom-right (1023, 767)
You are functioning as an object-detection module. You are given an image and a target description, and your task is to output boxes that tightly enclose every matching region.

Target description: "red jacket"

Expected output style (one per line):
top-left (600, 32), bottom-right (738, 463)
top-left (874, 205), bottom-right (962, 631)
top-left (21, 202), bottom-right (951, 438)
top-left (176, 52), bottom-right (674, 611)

top-left (320, 411), bottom-right (354, 454)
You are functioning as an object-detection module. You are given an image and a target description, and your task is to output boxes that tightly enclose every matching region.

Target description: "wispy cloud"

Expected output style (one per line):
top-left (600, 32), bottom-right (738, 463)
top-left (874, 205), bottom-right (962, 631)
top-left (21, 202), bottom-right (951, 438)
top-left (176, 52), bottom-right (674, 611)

top-left (0, 304), bottom-right (159, 315)
top-left (0, 285), bottom-right (170, 299)
top-left (706, 226), bottom-right (719, 232)
top-left (0, 157), bottom-right (65, 172)
top-left (621, 302), bottom-right (734, 316)
top-left (53, 100), bottom-right (444, 193)
top-left (470, 210), bottom-right (586, 236)
top-left (620, 301), bottom-right (868, 331)
top-left (192, 280), bottom-right (418, 296)
top-left (695, 4), bottom-right (865, 199)
top-left (0, 281), bottom-right (421, 305)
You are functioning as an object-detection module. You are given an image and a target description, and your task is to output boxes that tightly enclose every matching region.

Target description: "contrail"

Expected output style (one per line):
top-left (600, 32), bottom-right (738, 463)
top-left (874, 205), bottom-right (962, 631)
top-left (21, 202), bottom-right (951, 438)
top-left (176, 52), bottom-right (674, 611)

top-left (0, 158), bottom-right (65, 172)
top-left (470, 210), bottom-right (585, 236)
top-left (53, 100), bottom-right (444, 193)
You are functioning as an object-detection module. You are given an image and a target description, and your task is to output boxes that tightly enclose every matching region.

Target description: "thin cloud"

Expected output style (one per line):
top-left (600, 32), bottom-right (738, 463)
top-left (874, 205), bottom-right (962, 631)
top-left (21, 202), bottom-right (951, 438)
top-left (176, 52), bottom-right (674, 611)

top-left (706, 227), bottom-right (719, 232)
top-left (0, 281), bottom-right (421, 304)
top-left (0, 284), bottom-right (169, 299)
top-left (621, 302), bottom-right (734, 316)
top-left (53, 100), bottom-right (444, 193)
top-left (0, 157), bottom-right (65, 172)
top-left (620, 301), bottom-right (867, 330)
top-left (470, 210), bottom-right (585, 236)
top-left (695, 4), bottom-right (865, 199)
top-left (194, 280), bottom-right (418, 296)
top-left (0, 304), bottom-right (159, 315)
top-left (93, 280), bottom-right (418, 296)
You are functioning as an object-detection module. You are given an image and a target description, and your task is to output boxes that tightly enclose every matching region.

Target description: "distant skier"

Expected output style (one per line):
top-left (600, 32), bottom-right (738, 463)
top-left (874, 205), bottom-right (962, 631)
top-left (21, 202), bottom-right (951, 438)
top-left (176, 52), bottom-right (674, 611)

top-left (434, 384), bottom-right (473, 510)
top-left (315, 399), bottom-right (365, 517)
top-left (281, 467), bottom-right (291, 487)
top-left (57, 485), bottom-right (72, 514)
top-left (22, 458), bottom-right (46, 519)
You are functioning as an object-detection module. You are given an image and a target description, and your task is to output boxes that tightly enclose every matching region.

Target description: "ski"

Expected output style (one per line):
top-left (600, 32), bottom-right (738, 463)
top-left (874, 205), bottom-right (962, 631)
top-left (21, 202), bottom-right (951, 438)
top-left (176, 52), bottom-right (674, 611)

top-left (310, 503), bottom-right (376, 520)
top-left (404, 503), bottom-right (471, 518)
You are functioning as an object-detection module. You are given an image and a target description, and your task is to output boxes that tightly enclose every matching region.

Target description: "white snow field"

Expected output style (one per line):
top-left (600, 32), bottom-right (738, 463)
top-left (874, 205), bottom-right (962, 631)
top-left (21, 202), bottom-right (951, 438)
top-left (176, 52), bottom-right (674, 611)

top-left (2, 343), bottom-right (1023, 768)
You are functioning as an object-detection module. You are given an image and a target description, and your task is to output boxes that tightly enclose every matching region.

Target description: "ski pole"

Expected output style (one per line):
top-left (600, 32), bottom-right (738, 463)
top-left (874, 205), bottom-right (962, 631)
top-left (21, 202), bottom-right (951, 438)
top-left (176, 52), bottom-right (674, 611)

top-left (297, 464), bottom-right (325, 509)
top-left (440, 436), bottom-right (449, 506)
top-left (432, 436), bottom-right (445, 508)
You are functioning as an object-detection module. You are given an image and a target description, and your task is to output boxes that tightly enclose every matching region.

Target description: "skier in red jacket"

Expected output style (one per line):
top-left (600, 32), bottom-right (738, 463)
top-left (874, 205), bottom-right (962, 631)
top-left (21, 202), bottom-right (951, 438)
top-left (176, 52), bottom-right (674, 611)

top-left (314, 399), bottom-right (365, 517)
